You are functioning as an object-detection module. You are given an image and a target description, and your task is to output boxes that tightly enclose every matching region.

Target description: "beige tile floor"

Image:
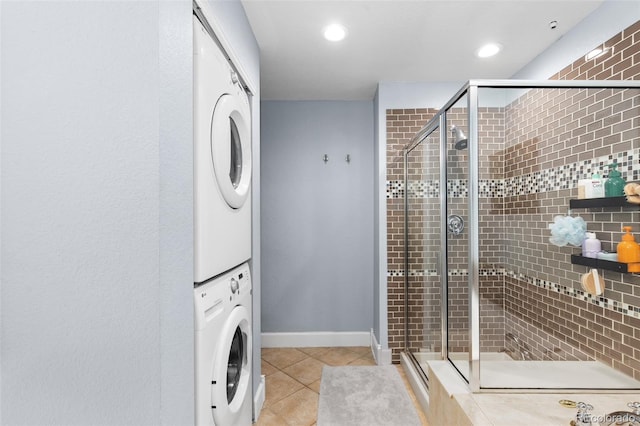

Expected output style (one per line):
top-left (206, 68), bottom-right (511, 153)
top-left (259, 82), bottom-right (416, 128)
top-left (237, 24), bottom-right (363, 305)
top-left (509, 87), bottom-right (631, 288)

top-left (256, 347), bottom-right (429, 426)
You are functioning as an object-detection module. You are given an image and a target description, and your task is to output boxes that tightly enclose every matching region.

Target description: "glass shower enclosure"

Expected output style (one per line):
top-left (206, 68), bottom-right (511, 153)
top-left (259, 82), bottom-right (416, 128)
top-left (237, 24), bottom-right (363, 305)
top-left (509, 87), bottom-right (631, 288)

top-left (404, 80), bottom-right (640, 392)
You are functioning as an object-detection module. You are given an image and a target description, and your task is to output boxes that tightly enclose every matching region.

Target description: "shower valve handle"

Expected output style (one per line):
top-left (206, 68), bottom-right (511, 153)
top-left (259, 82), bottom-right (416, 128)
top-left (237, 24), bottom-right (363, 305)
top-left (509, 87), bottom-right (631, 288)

top-left (447, 215), bottom-right (465, 236)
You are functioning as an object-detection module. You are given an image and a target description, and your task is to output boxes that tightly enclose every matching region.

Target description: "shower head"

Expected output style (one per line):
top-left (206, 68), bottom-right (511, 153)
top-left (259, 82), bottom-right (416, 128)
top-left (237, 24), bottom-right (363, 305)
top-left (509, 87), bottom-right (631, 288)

top-left (451, 125), bottom-right (468, 150)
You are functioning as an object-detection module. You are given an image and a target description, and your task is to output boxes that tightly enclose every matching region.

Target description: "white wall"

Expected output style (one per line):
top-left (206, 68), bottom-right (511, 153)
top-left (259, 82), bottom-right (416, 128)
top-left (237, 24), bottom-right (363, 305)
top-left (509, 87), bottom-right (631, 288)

top-left (512, 0), bottom-right (640, 80)
top-left (0, 2), bottom-right (3, 420)
top-left (159, 2), bottom-right (195, 424)
top-left (1, 2), bottom-right (193, 424)
top-left (261, 101), bottom-right (374, 339)
top-left (0, 0), bottom-right (262, 423)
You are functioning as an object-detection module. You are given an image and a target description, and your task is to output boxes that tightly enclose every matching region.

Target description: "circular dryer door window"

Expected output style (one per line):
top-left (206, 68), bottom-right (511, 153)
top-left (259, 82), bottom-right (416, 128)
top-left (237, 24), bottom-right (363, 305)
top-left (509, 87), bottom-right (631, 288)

top-left (212, 306), bottom-right (252, 425)
top-left (211, 94), bottom-right (252, 209)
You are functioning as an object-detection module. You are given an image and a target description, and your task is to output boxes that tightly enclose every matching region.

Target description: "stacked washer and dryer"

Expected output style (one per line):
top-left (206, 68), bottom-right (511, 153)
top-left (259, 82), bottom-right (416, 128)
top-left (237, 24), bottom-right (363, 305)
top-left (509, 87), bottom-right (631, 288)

top-left (193, 12), bottom-right (253, 426)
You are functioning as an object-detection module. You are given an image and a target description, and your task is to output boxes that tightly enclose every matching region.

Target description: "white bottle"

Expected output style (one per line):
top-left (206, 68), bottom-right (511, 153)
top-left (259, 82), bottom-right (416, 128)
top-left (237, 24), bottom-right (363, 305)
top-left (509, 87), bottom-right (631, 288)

top-left (579, 171), bottom-right (604, 198)
top-left (591, 171), bottom-right (605, 198)
top-left (582, 232), bottom-right (601, 258)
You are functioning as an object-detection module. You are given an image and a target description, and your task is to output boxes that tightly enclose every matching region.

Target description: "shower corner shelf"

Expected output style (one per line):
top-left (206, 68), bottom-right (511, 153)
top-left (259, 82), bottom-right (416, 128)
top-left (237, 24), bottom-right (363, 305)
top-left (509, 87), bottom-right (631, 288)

top-left (569, 196), bottom-right (632, 209)
top-left (568, 196), bottom-right (638, 273)
top-left (570, 254), bottom-right (629, 273)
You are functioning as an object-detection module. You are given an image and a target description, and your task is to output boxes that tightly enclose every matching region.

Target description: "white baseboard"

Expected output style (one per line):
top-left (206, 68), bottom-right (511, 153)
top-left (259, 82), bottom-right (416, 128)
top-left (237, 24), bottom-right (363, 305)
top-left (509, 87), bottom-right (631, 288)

top-left (253, 374), bottom-right (265, 423)
top-left (370, 329), bottom-right (392, 365)
top-left (261, 331), bottom-right (370, 348)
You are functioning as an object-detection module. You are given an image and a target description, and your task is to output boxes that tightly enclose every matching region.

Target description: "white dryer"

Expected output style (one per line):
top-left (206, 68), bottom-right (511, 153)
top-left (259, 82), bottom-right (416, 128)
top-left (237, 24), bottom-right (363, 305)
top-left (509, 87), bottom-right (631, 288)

top-left (195, 262), bottom-right (252, 426)
top-left (193, 16), bottom-right (252, 284)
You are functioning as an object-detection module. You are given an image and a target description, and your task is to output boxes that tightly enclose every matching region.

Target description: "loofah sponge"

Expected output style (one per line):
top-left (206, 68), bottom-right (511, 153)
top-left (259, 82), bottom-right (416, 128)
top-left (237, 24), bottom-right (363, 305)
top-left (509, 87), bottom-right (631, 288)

top-left (624, 182), bottom-right (639, 196)
top-left (548, 215), bottom-right (586, 247)
top-left (624, 182), bottom-right (640, 203)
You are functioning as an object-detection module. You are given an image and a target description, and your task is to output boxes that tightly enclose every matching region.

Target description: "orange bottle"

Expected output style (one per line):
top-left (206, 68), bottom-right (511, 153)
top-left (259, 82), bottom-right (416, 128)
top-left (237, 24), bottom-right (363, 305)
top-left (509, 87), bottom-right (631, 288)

top-left (617, 226), bottom-right (640, 263)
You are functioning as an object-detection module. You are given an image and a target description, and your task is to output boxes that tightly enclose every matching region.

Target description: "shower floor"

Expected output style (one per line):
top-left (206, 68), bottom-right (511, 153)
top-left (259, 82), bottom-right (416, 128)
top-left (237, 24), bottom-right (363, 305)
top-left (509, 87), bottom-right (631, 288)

top-left (413, 352), bottom-right (640, 390)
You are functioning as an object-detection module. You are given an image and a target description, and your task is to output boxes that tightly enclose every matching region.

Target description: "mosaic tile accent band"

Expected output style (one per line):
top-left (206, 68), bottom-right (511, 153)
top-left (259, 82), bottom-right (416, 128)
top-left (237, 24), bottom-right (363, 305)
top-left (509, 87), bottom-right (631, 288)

top-left (388, 148), bottom-right (640, 199)
top-left (392, 267), bottom-right (640, 320)
top-left (387, 180), bottom-right (404, 199)
top-left (504, 270), bottom-right (640, 318)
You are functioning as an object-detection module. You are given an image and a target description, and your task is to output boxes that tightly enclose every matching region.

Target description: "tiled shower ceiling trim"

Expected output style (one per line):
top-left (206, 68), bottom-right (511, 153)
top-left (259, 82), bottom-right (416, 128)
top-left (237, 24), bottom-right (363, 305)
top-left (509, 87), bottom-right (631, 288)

top-left (387, 148), bottom-right (640, 199)
top-left (390, 267), bottom-right (640, 320)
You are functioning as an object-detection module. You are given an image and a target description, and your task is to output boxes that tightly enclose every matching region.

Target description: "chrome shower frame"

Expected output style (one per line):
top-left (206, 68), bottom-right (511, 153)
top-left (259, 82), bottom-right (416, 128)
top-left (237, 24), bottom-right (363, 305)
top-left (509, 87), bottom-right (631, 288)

top-left (402, 79), bottom-right (640, 393)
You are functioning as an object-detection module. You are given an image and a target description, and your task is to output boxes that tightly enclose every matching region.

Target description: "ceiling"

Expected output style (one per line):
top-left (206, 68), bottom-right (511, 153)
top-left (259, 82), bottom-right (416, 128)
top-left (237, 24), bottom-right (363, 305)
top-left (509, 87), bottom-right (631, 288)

top-left (240, 0), bottom-right (605, 100)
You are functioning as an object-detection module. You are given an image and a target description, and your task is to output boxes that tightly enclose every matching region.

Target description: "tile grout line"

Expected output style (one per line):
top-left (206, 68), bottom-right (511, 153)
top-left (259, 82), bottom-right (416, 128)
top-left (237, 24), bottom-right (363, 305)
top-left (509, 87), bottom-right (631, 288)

top-left (258, 347), bottom-right (429, 426)
top-left (258, 347), bottom-right (379, 425)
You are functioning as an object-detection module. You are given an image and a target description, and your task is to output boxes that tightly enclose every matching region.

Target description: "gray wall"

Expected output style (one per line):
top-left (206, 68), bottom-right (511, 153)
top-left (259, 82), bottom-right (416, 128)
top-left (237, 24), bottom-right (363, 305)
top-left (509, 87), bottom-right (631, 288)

top-left (1, 2), bottom-right (191, 424)
top-left (373, 89), bottom-right (380, 344)
top-left (261, 101), bottom-right (374, 334)
top-left (0, 1), bottom-right (259, 424)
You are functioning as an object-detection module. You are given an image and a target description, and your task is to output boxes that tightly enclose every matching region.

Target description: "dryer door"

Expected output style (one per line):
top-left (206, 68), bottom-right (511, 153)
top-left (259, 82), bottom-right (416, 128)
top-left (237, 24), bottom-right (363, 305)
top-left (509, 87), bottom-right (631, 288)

top-left (211, 93), bottom-right (252, 209)
top-left (211, 305), bottom-right (252, 425)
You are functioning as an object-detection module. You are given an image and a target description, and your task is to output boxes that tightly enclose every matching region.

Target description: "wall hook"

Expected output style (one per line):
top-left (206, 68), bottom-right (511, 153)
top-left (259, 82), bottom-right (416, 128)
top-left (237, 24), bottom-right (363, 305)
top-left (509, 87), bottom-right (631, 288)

top-left (322, 154), bottom-right (329, 164)
top-left (346, 154), bottom-right (351, 164)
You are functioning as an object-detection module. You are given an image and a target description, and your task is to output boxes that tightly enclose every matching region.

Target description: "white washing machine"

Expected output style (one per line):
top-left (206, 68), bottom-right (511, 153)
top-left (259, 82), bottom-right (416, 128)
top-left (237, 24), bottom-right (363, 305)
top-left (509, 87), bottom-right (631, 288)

top-left (195, 262), bottom-right (252, 426)
top-left (193, 15), bottom-right (252, 284)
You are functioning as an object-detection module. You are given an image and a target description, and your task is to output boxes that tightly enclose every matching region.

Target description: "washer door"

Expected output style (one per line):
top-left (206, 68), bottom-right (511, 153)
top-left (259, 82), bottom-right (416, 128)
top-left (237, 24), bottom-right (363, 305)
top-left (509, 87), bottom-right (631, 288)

top-left (211, 305), bottom-right (252, 425)
top-left (211, 93), bottom-right (251, 209)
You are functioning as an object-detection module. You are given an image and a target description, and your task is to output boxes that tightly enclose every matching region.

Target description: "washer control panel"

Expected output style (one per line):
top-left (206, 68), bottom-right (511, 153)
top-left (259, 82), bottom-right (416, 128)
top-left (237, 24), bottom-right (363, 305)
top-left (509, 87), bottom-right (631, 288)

top-left (194, 262), bottom-right (251, 329)
top-left (230, 278), bottom-right (239, 294)
top-left (229, 264), bottom-right (251, 302)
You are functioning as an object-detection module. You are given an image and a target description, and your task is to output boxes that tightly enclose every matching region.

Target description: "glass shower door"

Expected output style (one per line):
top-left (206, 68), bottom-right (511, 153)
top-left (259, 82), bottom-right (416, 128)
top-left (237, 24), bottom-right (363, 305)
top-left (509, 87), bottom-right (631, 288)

top-left (445, 97), bottom-right (471, 382)
top-left (405, 126), bottom-right (443, 371)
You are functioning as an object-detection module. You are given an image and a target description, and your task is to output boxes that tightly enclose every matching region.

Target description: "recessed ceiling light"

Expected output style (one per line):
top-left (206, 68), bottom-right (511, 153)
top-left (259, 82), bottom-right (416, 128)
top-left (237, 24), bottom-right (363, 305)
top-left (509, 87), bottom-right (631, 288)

top-left (476, 43), bottom-right (502, 58)
top-left (323, 24), bottom-right (347, 42)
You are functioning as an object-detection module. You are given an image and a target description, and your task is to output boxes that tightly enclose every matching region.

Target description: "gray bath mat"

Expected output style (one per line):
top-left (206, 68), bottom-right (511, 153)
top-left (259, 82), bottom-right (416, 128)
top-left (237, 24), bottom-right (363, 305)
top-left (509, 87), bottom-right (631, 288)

top-left (317, 366), bottom-right (422, 426)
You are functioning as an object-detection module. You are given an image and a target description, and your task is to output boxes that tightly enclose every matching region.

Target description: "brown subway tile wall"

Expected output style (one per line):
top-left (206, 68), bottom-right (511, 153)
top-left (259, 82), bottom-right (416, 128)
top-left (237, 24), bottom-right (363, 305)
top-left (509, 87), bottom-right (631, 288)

top-left (497, 19), bottom-right (640, 380)
top-left (386, 20), bottom-right (640, 381)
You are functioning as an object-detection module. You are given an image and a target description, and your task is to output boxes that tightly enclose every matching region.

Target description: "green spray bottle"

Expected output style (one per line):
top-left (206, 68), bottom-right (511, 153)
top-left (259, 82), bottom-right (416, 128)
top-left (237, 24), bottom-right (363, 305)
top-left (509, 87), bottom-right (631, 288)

top-left (605, 162), bottom-right (626, 197)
